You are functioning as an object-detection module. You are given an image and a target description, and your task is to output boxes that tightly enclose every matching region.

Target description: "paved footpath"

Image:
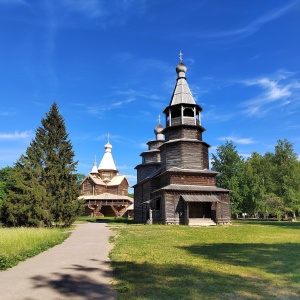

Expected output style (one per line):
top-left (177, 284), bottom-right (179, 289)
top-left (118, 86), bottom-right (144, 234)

top-left (0, 222), bottom-right (116, 300)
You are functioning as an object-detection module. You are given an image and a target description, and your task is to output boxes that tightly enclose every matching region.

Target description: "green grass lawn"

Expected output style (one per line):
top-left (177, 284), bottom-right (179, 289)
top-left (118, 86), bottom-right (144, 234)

top-left (110, 221), bottom-right (300, 300)
top-left (0, 227), bottom-right (70, 271)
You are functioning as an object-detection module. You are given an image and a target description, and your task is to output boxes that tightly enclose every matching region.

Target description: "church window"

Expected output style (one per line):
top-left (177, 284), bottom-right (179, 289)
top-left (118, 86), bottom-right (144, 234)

top-left (183, 108), bottom-right (194, 117)
top-left (171, 108), bottom-right (181, 118)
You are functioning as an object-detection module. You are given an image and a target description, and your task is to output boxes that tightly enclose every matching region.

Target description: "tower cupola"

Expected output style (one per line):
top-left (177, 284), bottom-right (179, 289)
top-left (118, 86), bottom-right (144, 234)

top-left (163, 51), bottom-right (203, 129)
top-left (154, 115), bottom-right (164, 140)
top-left (90, 156), bottom-right (98, 174)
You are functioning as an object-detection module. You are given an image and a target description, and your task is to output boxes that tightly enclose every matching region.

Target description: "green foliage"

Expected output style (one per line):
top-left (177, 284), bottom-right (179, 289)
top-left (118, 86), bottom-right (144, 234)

top-left (76, 173), bottom-right (86, 183)
top-left (2, 103), bottom-right (83, 227)
top-left (0, 227), bottom-right (70, 270)
top-left (212, 139), bottom-right (300, 219)
top-left (239, 152), bottom-right (266, 215)
top-left (271, 139), bottom-right (300, 219)
top-left (0, 167), bottom-right (14, 215)
top-left (211, 140), bottom-right (244, 216)
top-left (263, 193), bottom-right (285, 221)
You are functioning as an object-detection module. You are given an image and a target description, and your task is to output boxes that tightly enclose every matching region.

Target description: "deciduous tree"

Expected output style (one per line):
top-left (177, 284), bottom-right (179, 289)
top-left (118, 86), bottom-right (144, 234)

top-left (211, 140), bottom-right (244, 217)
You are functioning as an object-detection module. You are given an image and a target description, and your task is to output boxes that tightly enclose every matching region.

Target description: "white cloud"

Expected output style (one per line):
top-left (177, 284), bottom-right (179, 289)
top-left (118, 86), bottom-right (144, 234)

top-left (117, 164), bottom-right (134, 170)
top-left (84, 97), bottom-right (136, 116)
top-left (0, 131), bottom-right (32, 140)
top-left (126, 174), bottom-right (137, 183)
top-left (244, 77), bottom-right (291, 102)
top-left (217, 136), bottom-right (257, 145)
top-left (239, 71), bottom-right (300, 117)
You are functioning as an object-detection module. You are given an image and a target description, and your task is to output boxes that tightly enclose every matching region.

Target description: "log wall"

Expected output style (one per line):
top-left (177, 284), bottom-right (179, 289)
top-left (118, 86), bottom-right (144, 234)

top-left (164, 127), bottom-right (202, 142)
top-left (162, 141), bottom-right (209, 171)
top-left (136, 163), bottom-right (161, 183)
top-left (143, 151), bottom-right (160, 163)
top-left (170, 174), bottom-right (216, 186)
top-left (148, 140), bottom-right (164, 150)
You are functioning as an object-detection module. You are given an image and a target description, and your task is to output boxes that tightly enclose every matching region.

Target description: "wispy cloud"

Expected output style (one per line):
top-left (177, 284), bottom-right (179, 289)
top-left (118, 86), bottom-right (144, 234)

top-left (79, 87), bottom-right (165, 117)
top-left (186, 1), bottom-right (299, 41)
top-left (125, 174), bottom-right (137, 184)
top-left (95, 133), bottom-right (123, 142)
top-left (0, 131), bottom-right (32, 140)
top-left (84, 97), bottom-right (135, 116)
top-left (217, 136), bottom-right (257, 145)
top-left (61, 0), bottom-right (147, 28)
top-left (239, 70), bottom-right (300, 117)
top-left (117, 164), bottom-right (134, 170)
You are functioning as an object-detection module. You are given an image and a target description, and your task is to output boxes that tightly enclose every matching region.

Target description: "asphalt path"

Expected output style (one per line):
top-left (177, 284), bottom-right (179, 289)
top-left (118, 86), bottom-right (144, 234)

top-left (0, 222), bottom-right (116, 300)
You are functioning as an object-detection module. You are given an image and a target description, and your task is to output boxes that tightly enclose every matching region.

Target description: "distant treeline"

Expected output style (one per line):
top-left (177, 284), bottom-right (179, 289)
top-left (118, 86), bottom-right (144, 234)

top-left (211, 140), bottom-right (300, 220)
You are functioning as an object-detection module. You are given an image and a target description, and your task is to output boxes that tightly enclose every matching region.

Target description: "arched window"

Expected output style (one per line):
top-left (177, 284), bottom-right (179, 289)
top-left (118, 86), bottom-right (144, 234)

top-left (183, 108), bottom-right (194, 117)
top-left (171, 108), bottom-right (181, 118)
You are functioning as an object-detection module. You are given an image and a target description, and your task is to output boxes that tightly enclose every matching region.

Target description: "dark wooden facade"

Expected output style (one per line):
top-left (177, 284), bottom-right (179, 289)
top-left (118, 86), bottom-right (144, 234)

top-left (133, 60), bottom-right (231, 225)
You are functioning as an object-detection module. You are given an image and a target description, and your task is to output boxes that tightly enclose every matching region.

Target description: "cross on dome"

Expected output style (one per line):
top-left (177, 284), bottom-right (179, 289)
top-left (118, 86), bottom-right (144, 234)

top-left (179, 50), bottom-right (183, 62)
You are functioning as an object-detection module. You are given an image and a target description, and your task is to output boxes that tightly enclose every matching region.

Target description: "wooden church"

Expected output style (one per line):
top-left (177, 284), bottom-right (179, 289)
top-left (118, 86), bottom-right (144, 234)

top-left (133, 55), bottom-right (231, 225)
top-left (79, 139), bottom-right (133, 217)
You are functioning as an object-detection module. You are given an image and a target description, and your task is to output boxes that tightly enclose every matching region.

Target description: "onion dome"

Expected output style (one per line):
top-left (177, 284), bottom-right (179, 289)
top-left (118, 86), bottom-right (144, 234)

top-left (154, 115), bottom-right (164, 140)
top-left (154, 124), bottom-right (164, 141)
top-left (176, 62), bottom-right (187, 78)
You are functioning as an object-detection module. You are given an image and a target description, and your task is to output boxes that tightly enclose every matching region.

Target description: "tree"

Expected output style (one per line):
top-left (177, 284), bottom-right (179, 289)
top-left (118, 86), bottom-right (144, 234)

top-left (239, 158), bottom-right (262, 216)
top-left (211, 140), bottom-right (244, 217)
top-left (271, 139), bottom-right (300, 220)
top-left (264, 193), bottom-right (285, 221)
top-left (76, 173), bottom-right (86, 184)
top-left (0, 166), bottom-right (15, 221)
top-left (239, 152), bottom-right (272, 217)
top-left (2, 156), bottom-right (51, 227)
top-left (3, 102), bottom-right (83, 227)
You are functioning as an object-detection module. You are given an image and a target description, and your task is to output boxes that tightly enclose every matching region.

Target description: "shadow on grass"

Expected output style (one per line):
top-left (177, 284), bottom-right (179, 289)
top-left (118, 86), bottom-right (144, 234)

top-left (30, 261), bottom-right (116, 300)
top-left (179, 243), bottom-right (300, 282)
top-left (112, 243), bottom-right (300, 300)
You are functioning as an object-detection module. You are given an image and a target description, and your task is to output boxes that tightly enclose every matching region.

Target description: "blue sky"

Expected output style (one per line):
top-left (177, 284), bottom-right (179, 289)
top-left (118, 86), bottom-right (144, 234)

top-left (0, 0), bottom-right (300, 190)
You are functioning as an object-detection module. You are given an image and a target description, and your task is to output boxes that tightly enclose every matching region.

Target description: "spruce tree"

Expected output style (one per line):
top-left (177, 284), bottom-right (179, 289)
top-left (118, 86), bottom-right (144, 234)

top-left (3, 102), bottom-right (82, 227)
top-left (3, 149), bottom-right (51, 227)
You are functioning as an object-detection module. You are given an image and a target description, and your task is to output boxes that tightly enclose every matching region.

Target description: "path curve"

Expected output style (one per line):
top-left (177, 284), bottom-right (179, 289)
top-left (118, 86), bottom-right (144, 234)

top-left (0, 222), bottom-right (116, 300)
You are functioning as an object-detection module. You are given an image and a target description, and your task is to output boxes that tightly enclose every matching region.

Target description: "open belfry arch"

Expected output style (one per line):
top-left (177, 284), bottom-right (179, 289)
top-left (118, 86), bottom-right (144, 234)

top-left (133, 53), bottom-right (231, 225)
top-left (79, 136), bottom-right (133, 217)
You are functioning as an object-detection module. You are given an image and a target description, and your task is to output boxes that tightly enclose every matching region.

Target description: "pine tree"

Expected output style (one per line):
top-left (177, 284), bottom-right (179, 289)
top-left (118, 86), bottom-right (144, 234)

top-left (3, 102), bottom-right (83, 227)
